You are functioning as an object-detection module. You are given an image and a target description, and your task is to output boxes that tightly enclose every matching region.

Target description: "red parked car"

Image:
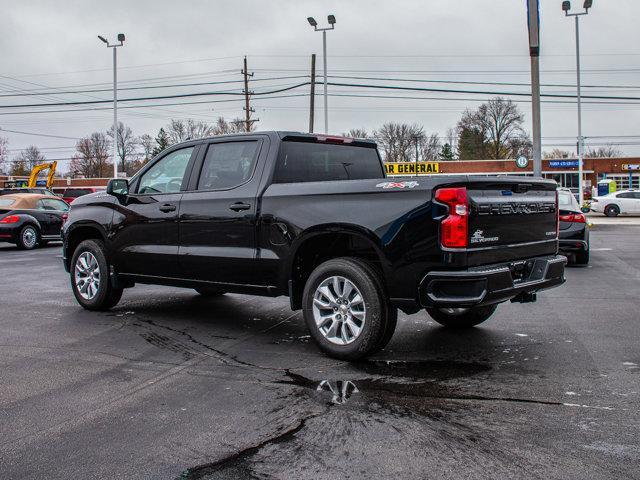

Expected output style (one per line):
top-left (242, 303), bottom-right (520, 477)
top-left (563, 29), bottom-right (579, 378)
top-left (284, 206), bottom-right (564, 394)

top-left (61, 187), bottom-right (103, 204)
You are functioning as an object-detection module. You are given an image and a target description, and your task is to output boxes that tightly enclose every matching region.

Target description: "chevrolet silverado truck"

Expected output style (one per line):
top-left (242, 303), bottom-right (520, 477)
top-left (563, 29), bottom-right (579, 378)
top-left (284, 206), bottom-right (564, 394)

top-left (61, 132), bottom-right (566, 360)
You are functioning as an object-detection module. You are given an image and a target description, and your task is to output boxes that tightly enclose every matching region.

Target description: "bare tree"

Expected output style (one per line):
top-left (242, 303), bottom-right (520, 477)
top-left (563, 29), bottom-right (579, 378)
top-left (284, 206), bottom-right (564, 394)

top-left (543, 148), bottom-right (572, 160)
top-left (420, 133), bottom-right (442, 161)
top-left (444, 127), bottom-right (458, 154)
top-left (10, 146), bottom-right (46, 176)
top-left (0, 136), bottom-right (8, 174)
top-left (224, 117), bottom-right (253, 134)
top-left (166, 119), bottom-right (216, 144)
top-left (457, 97), bottom-right (530, 159)
top-left (342, 128), bottom-right (370, 139)
top-left (585, 145), bottom-right (623, 158)
top-left (374, 122), bottom-right (424, 162)
top-left (70, 133), bottom-right (112, 178)
top-left (107, 122), bottom-right (138, 175)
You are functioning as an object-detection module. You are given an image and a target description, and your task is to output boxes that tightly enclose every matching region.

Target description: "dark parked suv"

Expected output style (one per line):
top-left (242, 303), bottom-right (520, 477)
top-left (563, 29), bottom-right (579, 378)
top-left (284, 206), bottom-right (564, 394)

top-left (62, 132), bottom-right (566, 359)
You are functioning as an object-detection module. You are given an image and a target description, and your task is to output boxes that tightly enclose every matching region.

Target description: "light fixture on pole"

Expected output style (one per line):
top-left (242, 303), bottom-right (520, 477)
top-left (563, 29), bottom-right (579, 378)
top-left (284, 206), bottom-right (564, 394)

top-left (98, 33), bottom-right (125, 179)
top-left (307, 15), bottom-right (336, 134)
top-left (563, 0), bottom-right (592, 206)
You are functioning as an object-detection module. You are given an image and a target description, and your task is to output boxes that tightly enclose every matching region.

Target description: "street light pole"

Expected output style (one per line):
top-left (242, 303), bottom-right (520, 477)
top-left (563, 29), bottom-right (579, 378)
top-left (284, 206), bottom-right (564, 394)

top-left (98, 34), bottom-right (125, 179)
top-left (527, 0), bottom-right (542, 177)
top-left (563, 0), bottom-right (592, 206)
top-left (307, 15), bottom-right (335, 134)
top-left (574, 15), bottom-right (584, 205)
top-left (112, 46), bottom-right (118, 179)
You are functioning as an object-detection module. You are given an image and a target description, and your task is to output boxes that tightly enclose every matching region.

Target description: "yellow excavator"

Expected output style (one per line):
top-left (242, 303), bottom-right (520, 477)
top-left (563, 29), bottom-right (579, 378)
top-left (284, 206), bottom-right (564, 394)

top-left (27, 161), bottom-right (57, 189)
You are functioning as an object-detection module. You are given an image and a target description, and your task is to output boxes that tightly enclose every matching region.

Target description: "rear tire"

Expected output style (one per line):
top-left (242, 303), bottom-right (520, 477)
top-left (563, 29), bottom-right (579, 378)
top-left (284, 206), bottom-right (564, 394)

top-left (575, 248), bottom-right (590, 265)
top-left (16, 225), bottom-right (39, 250)
top-left (194, 287), bottom-right (226, 297)
top-left (426, 304), bottom-right (497, 329)
top-left (70, 239), bottom-right (123, 311)
top-left (604, 204), bottom-right (620, 217)
top-left (303, 257), bottom-right (395, 360)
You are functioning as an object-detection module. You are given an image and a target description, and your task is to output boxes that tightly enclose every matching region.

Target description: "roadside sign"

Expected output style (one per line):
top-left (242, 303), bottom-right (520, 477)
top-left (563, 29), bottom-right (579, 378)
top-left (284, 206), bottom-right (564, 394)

top-left (516, 156), bottom-right (529, 169)
top-left (385, 162), bottom-right (439, 175)
top-left (622, 164), bottom-right (640, 171)
top-left (549, 160), bottom-right (579, 168)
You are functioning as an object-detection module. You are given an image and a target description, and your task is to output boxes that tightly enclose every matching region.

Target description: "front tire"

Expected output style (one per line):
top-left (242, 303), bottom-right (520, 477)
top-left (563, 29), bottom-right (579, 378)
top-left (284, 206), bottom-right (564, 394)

top-left (303, 257), bottom-right (396, 361)
top-left (426, 304), bottom-right (497, 329)
top-left (17, 225), bottom-right (39, 250)
top-left (70, 239), bottom-right (123, 311)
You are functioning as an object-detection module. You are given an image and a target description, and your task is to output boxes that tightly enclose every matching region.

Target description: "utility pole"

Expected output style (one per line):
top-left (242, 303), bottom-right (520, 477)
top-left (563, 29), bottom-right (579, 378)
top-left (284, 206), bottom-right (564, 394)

top-left (309, 54), bottom-right (316, 133)
top-left (527, 0), bottom-right (542, 177)
top-left (242, 56), bottom-right (258, 132)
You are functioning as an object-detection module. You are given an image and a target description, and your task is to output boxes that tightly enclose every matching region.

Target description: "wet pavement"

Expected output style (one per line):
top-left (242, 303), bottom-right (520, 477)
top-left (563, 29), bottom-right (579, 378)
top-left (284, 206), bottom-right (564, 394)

top-left (1, 223), bottom-right (639, 479)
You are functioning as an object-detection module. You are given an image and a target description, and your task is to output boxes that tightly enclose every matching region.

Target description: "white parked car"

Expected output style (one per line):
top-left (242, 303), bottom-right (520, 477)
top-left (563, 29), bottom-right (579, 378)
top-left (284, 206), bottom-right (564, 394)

top-left (591, 189), bottom-right (640, 217)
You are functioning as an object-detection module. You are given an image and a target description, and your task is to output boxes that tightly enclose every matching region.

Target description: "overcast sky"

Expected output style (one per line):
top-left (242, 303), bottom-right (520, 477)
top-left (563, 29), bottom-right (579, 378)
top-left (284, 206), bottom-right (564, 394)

top-left (2, 0), bottom-right (640, 172)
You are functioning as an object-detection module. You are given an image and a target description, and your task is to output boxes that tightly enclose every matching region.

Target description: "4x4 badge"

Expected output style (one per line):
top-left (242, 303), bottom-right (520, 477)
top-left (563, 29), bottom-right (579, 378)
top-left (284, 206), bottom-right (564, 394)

top-left (376, 181), bottom-right (419, 189)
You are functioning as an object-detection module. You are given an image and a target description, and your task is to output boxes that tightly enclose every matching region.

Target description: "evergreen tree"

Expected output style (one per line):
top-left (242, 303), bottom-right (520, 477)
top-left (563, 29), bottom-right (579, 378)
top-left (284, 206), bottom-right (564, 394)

top-left (439, 143), bottom-right (455, 161)
top-left (151, 128), bottom-right (170, 157)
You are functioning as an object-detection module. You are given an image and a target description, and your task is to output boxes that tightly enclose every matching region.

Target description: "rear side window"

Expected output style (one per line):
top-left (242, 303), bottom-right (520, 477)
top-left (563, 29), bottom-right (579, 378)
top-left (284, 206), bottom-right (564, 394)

top-left (617, 192), bottom-right (635, 199)
top-left (0, 199), bottom-right (15, 207)
top-left (273, 141), bottom-right (384, 184)
top-left (558, 191), bottom-right (579, 210)
top-left (197, 141), bottom-right (259, 191)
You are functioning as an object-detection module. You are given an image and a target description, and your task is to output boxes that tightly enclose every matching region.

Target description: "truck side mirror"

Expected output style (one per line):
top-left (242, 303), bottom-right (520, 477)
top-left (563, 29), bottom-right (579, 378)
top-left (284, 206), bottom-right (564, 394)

top-left (106, 178), bottom-right (129, 197)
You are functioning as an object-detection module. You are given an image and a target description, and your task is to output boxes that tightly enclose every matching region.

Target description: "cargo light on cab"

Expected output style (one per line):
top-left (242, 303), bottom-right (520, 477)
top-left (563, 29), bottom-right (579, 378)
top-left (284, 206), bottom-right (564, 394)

top-left (435, 187), bottom-right (468, 248)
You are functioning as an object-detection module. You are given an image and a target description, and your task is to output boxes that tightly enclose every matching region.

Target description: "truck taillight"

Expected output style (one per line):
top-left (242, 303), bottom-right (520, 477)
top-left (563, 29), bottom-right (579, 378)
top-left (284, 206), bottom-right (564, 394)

top-left (435, 187), bottom-right (468, 248)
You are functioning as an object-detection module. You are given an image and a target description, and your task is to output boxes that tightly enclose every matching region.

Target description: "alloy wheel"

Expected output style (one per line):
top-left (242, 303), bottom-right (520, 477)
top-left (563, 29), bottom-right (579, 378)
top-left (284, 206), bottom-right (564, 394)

top-left (312, 276), bottom-right (366, 345)
top-left (74, 251), bottom-right (101, 300)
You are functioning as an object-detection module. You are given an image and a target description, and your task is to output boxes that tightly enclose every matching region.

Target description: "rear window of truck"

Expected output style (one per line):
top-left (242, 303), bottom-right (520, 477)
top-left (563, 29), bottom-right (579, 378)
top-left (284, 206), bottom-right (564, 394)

top-left (273, 141), bottom-right (384, 183)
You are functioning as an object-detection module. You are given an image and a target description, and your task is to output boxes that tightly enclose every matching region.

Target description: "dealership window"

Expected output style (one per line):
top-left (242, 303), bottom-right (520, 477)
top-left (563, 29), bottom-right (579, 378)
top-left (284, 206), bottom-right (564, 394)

top-left (603, 174), bottom-right (640, 190)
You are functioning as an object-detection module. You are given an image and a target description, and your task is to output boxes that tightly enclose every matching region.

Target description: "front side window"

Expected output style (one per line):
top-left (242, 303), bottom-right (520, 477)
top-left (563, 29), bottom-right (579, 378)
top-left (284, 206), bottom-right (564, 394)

top-left (43, 199), bottom-right (70, 211)
top-left (197, 141), bottom-right (259, 191)
top-left (273, 141), bottom-right (384, 184)
top-left (138, 147), bottom-right (194, 194)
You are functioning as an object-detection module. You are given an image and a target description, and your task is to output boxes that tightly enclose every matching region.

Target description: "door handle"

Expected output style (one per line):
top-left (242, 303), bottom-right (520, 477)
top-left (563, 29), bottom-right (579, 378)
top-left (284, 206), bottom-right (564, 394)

top-left (229, 202), bottom-right (251, 212)
top-left (159, 204), bottom-right (176, 213)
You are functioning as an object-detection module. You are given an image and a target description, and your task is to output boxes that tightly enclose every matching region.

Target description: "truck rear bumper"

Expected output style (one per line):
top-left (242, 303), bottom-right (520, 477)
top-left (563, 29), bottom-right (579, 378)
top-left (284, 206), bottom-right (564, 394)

top-left (418, 255), bottom-right (567, 308)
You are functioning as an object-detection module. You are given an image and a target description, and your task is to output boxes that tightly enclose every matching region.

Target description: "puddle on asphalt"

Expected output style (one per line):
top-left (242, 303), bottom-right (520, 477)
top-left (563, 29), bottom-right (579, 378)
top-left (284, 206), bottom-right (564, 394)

top-left (280, 359), bottom-right (492, 405)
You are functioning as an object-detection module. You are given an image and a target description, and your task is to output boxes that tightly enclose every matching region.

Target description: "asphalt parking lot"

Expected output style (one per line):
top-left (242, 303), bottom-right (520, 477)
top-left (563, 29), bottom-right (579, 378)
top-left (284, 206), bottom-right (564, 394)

top-left (1, 223), bottom-right (639, 480)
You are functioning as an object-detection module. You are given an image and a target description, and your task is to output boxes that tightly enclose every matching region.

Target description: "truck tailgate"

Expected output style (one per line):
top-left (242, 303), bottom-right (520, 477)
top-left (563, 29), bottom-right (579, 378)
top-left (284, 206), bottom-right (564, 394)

top-left (465, 179), bottom-right (558, 266)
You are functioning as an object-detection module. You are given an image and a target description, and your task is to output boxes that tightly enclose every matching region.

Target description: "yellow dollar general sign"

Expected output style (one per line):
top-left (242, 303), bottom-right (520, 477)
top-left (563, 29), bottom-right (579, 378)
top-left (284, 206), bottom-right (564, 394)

top-left (384, 162), bottom-right (440, 175)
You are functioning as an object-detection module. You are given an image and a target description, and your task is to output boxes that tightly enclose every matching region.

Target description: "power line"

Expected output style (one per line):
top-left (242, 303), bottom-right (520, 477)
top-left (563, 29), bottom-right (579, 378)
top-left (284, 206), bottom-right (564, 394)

top-left (0, 75), bottom-right (310, 98)
top-left (0, 127), bottom-right (79, 140)
top-left (0, 82), bottom-right (310, 109)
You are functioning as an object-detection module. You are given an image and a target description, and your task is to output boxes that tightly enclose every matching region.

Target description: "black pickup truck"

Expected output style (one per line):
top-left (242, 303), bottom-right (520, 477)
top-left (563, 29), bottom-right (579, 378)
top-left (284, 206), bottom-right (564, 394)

top-left (62, 131), bottom-right (566, 360)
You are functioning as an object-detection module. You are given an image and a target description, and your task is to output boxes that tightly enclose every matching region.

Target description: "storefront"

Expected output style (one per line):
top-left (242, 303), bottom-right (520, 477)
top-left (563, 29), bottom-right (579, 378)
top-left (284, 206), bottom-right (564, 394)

top-left (385, 157), bottom-right (638, 192)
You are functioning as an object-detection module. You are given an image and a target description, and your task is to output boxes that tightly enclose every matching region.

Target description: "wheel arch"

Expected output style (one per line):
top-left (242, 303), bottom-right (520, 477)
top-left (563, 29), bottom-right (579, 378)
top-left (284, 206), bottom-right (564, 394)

top-left (64, 222), bottom-right (108, 271)
top-left (286, 224), bottom-right (389, 310)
